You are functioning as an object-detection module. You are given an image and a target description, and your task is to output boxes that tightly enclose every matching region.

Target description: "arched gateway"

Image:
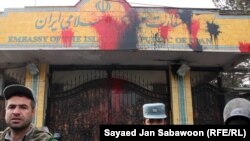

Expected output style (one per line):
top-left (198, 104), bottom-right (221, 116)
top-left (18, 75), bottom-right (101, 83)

top-left (46, 75), bottom-right (169, 140)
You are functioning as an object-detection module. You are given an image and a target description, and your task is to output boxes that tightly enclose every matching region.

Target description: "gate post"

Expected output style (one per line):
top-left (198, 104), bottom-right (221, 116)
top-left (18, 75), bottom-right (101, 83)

top-left (169, 65), bottom-right (194, 125)
top-left (25, 63), bottom-right (48, 127)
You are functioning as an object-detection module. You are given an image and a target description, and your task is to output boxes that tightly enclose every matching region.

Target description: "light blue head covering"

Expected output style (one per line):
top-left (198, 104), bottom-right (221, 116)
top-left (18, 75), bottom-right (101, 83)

top-left (143, 103), bottom-right (167, 119)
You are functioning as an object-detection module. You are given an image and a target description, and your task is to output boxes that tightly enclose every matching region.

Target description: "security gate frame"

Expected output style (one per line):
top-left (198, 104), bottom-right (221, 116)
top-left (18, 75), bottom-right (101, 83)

top-left (46, 66), bottom-right (170, 141)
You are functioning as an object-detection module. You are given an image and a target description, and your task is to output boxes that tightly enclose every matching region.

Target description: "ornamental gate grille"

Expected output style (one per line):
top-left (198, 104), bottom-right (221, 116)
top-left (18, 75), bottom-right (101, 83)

top-left (192, 83), bottom-right (224, 124)
top-left (192, 83), bottom-right (250, 125)
top-left (46, 69), bottom-right (170, 141)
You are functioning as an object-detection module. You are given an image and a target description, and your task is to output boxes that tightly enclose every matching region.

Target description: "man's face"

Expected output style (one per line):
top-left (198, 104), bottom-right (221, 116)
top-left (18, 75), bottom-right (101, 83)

top-left (5, 96), bottom-right (35, 130)
top-left (226, 116), bottom-right (250, 125)
top-left (144, 118), bottom-right (166, 125)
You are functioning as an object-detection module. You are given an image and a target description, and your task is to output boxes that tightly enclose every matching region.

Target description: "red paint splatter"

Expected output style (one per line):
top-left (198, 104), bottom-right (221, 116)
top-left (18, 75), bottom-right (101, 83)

top-left (158, 24), bottom-right (172, 41)
top-left (239, 42), bottom-right (250, 52)
top-left (167, 9), bottom-right (178, 19)
top-left (112, 79), bottom-right (122, 94)
top-left (190, 20), bottom-right (200, 48)
top-left (111, 79), bottom-right (123, 112)
top-left (92, 14), bottom-right (126, 50)
top-left (61, 28), bottom-right (74, 48)
top-left (118, 0), bottom-right (131, 12)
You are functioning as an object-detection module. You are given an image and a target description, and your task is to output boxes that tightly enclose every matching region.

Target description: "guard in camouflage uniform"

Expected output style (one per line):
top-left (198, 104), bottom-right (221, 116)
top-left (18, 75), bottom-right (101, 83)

top-left (0, 84), bottom-right (57, 141)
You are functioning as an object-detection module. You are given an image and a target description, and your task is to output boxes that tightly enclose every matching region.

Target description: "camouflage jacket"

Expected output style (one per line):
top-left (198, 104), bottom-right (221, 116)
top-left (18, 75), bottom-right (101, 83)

top-left (0, 125), bottom-right (57, 141)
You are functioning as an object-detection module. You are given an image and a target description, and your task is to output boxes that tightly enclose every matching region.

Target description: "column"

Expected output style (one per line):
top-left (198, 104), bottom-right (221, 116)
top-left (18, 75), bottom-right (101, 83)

top-left (25, 63), bottom-right (48, 127)
top-left (169, 66), bottom-right (194, 124)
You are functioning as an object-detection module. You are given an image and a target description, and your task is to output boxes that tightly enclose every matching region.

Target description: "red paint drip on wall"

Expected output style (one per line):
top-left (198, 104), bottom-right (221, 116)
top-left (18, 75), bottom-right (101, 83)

top-left (158, 24), bottom-right (172, 41)
top-left (190, 20), bottom-right (200, 48)
top-left (167, 9), bottom-right (178, 19)
top-left (92, 14), bottom-right (126, 50)
top-left (239, 42), bottom-right (250, 52)
top-left (118, 0), bottom-right (131, 12)
top-left (61, 28), bottom-right (74, 48)
top-left (111, 79), bottom-right (123, 113)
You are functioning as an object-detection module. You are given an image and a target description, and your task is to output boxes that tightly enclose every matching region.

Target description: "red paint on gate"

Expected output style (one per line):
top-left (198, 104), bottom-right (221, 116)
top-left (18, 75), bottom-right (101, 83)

top-left (92, 14), bottom-right (126, 50)
top-left (112, 79), bottom-right (122, 95)
top-left (239, 42), bottom-right (250, 52)
top-left (190, 20), bottom-right (200, 48)
top-left (111, 79), bottom-right (123, 113)
top-left (158, 24), bottom-right (172, 41)
top-left (61, 28), bottom-right (74, 48)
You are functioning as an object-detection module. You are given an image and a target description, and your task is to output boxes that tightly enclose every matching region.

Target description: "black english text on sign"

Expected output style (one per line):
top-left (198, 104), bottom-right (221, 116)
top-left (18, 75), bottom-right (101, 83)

top-left (100, 125), bottom-right (249, 141)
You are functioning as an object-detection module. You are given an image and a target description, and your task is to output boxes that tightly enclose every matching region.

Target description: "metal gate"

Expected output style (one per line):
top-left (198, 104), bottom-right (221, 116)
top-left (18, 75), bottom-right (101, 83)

top-left (46, 68), bottom-right (170, 141)
top-left (192, 83), bottom-right (224, 124)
